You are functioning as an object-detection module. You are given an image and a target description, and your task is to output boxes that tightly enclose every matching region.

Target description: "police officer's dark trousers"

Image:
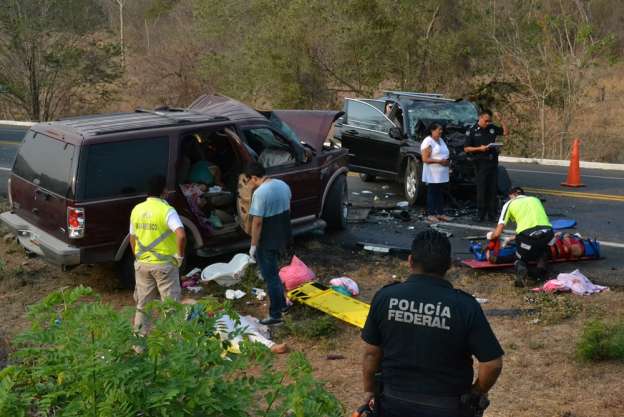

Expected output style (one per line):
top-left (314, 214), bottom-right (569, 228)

top-left (474, 160), bottom-right (498, 219)
top-left (381, 393), bottom-right (468, 417)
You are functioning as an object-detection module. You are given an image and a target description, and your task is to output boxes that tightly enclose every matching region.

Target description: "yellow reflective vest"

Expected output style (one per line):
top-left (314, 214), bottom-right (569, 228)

top-left (130, 198), bottom-right (178, 264)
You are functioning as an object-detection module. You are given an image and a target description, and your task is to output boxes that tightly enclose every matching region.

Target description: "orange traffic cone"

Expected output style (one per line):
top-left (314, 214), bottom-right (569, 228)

top-left (561, 138), bottom-right (584, 187)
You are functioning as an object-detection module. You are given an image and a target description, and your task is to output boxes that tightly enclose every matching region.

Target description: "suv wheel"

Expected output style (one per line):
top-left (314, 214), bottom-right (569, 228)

top-left (322, 174), bottom-right (348, 230)
top-left (117, 249), bottom-right (135, 290)
top-left (116, 229), bottom-right (196, 290)
top-left (359, 173), bottom-right (376, 182)
top-left (404, 157), bottom-right (424, 206)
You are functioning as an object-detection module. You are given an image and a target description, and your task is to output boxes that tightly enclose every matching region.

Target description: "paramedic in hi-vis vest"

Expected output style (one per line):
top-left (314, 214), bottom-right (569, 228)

top-left (130, 175), bottom-right (186, 334)
top-left (489, 186), bottom-right (553, 288)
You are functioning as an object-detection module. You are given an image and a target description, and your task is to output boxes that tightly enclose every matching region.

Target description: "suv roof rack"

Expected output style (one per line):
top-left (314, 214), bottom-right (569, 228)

top-left (383, 91), bottom-right (455, 102)
top-left (56, 110), bottom-right (229, 137)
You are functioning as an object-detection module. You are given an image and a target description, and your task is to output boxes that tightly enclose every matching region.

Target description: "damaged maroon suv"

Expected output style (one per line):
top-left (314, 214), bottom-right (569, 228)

top-left (1, 95), bottom-right (348, 288)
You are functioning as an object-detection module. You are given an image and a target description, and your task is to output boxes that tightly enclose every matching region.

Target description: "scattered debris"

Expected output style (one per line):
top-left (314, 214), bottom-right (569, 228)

top-left (329, 277), bottom-right (360, 296)
top-left (201, 253), bottom-right (253, 287)
top-left (381, 185), bottom-right (390, 190)
top-left (532, 269), bottom-right (608, 295)
top-left (225, 289), bottom-right (246, 300)
top-left (396, 201), bottom-right (409, 208)
top-left (279, 255), bottom-right (316, 290)
top-left (358, 242), bottom-right (410, 255)
top-left (361, 190), bottom-right (373, 194)
top-left (476, 298), bottom-right (488, 304)
top-left (251, 287), bottom-right (267, 301)
top-left (347, 207), bottom-right (371, 223)
top-left (186, 286), bottom-right (203, 294)
top-left (326, 354), bottom-right (346, 360)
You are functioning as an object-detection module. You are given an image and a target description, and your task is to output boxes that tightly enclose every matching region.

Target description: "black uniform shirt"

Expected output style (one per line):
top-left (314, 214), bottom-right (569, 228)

top-left (361, 275), bottom-right (504, 397)
top-left (466, 123), bottom-right (504, 161)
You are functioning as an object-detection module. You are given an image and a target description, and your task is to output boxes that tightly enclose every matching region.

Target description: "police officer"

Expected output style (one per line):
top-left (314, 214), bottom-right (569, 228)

top-left (464, 109), bottom-right (510, 223)
top-left (361, 230), bottom-right (504, 417)
top-left (130, 175), bottom-right (186, 335)
top-left (489, 186), bottom-right (554, 287)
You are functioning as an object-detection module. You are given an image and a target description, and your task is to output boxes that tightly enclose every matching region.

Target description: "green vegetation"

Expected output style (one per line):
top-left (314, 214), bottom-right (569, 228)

top-left (0, 286), bottom-right (343, 417)
top-left (576, 319), bottom-right (624, 362)
top-left (527, 292), bottom-right (583, 324)
top-left (281, 312), bottom-right (338, 341)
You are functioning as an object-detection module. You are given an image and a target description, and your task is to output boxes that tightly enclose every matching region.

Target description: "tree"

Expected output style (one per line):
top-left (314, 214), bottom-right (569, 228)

top-left (0, 0), bottom-right (121, 121)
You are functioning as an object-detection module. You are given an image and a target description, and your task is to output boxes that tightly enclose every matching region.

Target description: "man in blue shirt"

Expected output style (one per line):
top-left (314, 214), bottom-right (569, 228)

top-left (245, 162), bottom-right (292, 325)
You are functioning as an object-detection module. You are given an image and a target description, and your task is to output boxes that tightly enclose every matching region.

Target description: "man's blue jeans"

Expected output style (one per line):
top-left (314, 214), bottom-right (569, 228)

top-left (256, 247), bottom-right (286, 319)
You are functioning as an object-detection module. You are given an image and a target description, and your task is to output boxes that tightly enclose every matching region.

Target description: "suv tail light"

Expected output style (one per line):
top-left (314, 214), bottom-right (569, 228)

top-left (67, 207), bottom-right (85, 239)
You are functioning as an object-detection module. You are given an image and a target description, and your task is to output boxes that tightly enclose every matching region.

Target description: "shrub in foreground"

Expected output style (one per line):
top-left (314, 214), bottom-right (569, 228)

top-left (576, 319), bottom-right (624, 362)
top-left (0, 286), bottom-right (343, 417)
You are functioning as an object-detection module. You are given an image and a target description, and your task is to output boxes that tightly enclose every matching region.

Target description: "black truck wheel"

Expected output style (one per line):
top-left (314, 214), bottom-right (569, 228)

top-left (359, 173), bottom-right (376, 182)
top-left (322, 174), bottom-right (348, 230)
top-left (116, 249), bottom-right (136, 290)
top-left (404, 157), bottom-right (424, 206)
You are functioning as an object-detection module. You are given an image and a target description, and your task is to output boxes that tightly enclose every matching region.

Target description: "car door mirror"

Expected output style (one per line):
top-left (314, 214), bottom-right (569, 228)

top-left (389, 127), bottom-right (403, 140)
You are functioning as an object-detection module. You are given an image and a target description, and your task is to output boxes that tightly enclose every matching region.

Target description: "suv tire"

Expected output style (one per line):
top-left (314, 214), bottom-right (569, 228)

top-left (116, 229), bottom-right (196, 290)
top-left (322, 174), bottom-right (348, 230)
top-left (359, 173), bottom-right (376, 182)
top-left (117, 249), bottom-right (135, 290)
top-left (404, 157), bottom-right (424, 206)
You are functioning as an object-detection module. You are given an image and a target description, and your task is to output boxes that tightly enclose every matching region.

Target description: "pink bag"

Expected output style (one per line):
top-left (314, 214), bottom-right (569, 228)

top-left (279, 255), bottom-right (315, 290)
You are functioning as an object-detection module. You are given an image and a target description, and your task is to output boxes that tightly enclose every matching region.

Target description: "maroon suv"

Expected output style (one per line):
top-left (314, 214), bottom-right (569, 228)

top-left (1, 95), bottom-right (348, 288)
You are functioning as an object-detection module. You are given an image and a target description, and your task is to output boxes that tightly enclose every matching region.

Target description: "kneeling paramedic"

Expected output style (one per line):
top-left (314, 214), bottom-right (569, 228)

top-left (360, 230), bottom-right (504, 417)
top-left (489, 186), bottom-right (553, 287)
top-left (130, 175), bottom-right (186, 335)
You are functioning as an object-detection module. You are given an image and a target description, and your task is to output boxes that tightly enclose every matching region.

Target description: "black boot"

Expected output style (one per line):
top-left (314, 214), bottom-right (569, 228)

top-left (514, 260), bottom-right (528, 287)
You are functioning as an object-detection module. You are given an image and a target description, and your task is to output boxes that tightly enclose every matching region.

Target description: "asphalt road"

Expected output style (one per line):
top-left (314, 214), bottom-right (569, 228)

top-left (342, 163), bottom-right (624, 286)
top-left (1, 124), bottom-right (622, 284)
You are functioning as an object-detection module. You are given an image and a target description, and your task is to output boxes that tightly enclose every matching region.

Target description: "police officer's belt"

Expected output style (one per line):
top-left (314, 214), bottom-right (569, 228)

top-left (383, 388), bottom-right (461, 410)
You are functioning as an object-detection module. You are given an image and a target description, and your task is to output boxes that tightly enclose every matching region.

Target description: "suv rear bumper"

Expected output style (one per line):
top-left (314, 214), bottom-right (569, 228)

top-left (0, 211), bottom-right (80, 266)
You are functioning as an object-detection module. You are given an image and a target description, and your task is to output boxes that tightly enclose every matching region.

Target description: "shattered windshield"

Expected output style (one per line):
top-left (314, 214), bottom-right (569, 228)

top-left (405, 100), bottom-right (477, 135)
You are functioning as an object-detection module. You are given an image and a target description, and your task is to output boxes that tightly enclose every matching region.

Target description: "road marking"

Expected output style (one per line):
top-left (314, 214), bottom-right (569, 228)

top-left (525, 187), bottom-right (624, 202)
top-left (0, 167), bottom-right (11, 172)
top-left (506, 168), bottom-right (624, 181)
top-left (436, 222), bottom-right (624, 249)
top-left (0, 140), bottom-right (20, 146)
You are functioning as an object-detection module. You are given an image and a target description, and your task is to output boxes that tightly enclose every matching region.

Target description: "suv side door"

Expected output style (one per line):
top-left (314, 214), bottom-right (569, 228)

top-left (241, 126), bottom-right (321, 220)
top-left (339, 99), bottom-right (400, 176)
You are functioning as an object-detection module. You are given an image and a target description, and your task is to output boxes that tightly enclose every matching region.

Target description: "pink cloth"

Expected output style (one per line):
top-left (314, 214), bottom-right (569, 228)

top-left (532, 269), bottom-right (608, 295)
top-left (329, 277), bottom-right (360, 296)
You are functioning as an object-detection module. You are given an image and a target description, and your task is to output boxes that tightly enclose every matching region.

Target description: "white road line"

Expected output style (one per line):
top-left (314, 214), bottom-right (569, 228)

top-left (0, 167), bottom-right (11, 172)
top-left (436, 222), bottom-right (624, 249)
top-left (505, 168), bottom-right (624, 181)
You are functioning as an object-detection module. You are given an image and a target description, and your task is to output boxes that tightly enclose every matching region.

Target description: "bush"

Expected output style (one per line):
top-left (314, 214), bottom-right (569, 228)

top-left (576, 319), bottom-right (624, 362)
top-left (0, 286), bottom-right (343, 417)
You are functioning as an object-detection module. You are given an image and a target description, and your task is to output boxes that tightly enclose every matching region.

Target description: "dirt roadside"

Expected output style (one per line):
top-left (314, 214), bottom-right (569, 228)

top-left (1, 223), bottom-right (623, 416)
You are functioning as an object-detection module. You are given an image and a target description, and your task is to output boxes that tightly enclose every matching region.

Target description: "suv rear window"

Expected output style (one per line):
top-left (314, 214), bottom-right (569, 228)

top-left (13, 131), bottom-right (76, 197)
top-left (77, 136), bottom-right (169, 200)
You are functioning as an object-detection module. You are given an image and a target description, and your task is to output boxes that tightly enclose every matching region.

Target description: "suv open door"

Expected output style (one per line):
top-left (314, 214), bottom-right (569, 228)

top-left (337, 99), bottom-right (402, 178)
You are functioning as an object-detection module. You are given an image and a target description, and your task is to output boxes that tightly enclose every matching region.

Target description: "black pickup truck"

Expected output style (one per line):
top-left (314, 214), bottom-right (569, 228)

top-left (334, 91), bottom-right (510, 205)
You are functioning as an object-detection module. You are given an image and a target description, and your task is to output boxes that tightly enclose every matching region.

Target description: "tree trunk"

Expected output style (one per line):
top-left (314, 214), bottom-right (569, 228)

top-left (118, 0), bottom-right (125, 68)
top-left (540, 97), bottom-right (546, 159)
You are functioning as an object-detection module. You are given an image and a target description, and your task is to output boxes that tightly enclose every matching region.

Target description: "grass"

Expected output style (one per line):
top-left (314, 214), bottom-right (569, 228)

top-left (526, 292), bottom-right (583, 324)
top-left (576, 319), bottom-right (624, 362)
top-left (276, 305), bottom-right (338, 340)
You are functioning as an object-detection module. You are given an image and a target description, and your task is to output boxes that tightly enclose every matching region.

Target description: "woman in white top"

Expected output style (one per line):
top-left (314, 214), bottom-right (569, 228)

top-left (420, 123), bottom-right (450, 223)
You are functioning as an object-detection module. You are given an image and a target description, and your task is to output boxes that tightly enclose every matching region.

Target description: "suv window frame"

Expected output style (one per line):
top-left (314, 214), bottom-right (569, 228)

top-left (12, 130), bottom-right (78, 198)
top-left (75, 134), bottom-right (172, 201)
top-left (343, 99), bottom-right (396, 134)
top-left (242, 126), bottom-right (300, 172)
